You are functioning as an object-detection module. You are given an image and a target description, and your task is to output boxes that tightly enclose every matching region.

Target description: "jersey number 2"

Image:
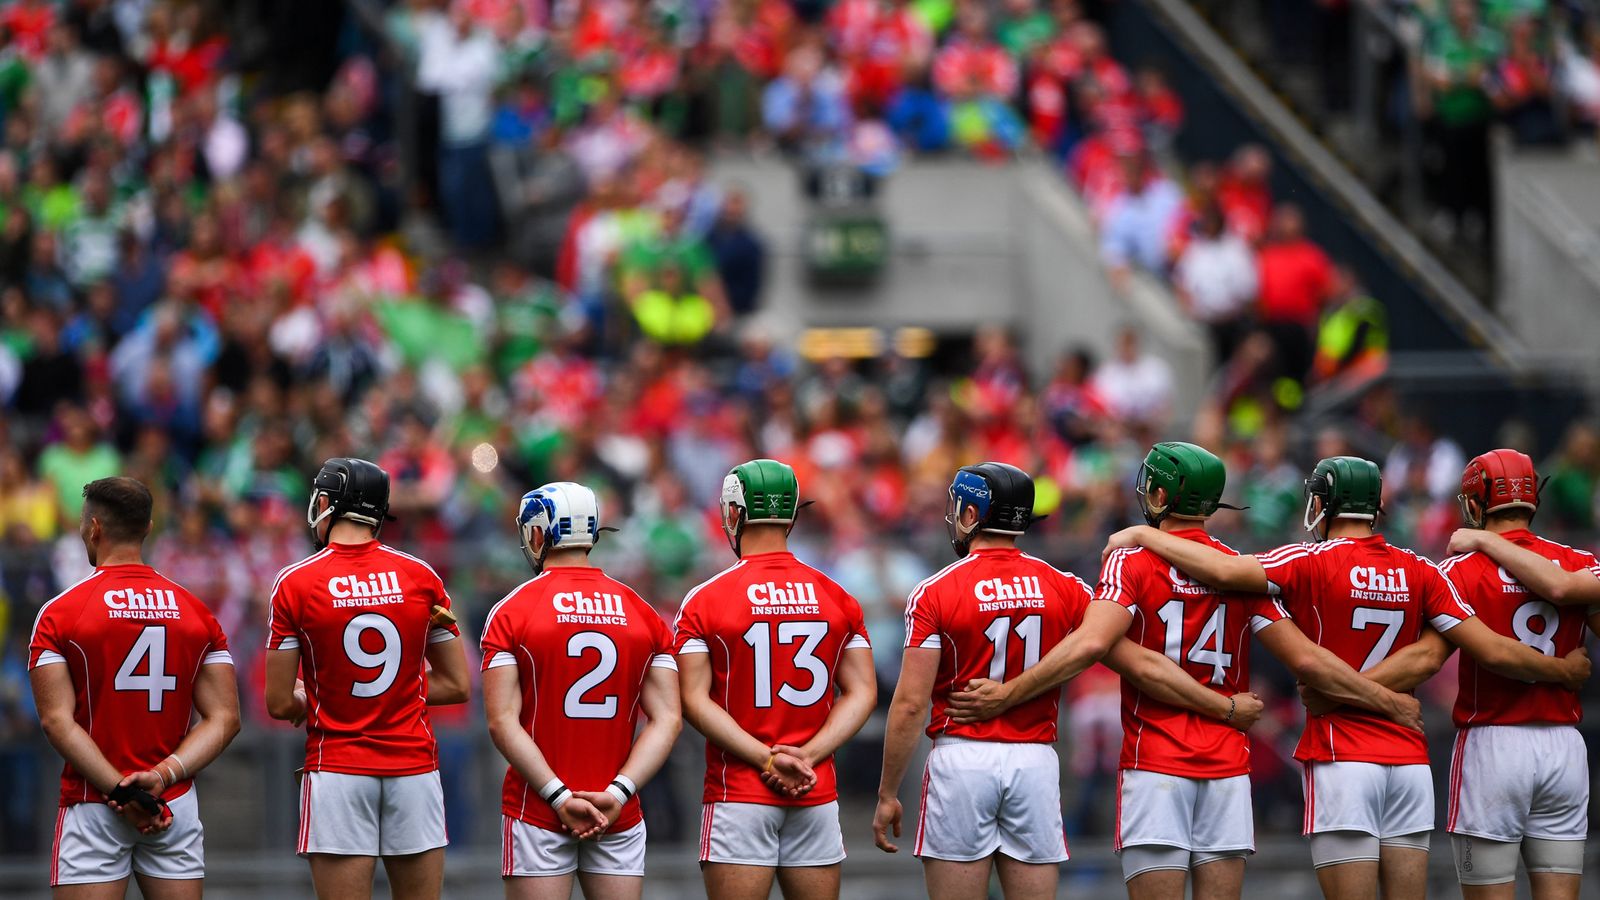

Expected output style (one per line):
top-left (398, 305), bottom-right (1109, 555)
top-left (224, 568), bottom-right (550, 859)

top-left (114, 626), bottom-right (178, 712)
top-left (565, 632), bottom-right (619, 719)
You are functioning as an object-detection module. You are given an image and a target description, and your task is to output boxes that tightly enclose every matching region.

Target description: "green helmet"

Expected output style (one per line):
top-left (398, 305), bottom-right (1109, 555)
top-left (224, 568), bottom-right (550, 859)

top-left (1138, 442), bottom-right (1227, 525)
top-left (1303, 456), bottom-right (1382, 539)
top-left (721, 458), bottom-right (801, 556)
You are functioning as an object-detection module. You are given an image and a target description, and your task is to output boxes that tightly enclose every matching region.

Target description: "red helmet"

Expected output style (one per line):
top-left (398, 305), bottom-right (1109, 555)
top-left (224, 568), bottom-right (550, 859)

top-left (1458, 449), bottom-right (1540, 528)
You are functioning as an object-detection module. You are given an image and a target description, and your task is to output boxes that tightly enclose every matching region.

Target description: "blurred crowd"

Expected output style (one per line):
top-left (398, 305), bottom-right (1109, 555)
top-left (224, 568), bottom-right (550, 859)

top-left (0, 0), bottom-right (1595, 858)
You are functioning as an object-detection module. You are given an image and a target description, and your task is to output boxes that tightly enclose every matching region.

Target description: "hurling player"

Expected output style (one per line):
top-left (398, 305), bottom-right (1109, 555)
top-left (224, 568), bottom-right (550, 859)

top-left (481, 482), bottom-right (681, 900)
top-left (875, 461), bottom-right (1269, 900)
top-left (1438, 449), bottom-right (1600, 899)
top-left (949, 445), bottom-right (1420, 900)
top-left (264, 458), bottom-right (470, 900)
top-left (31, 477), bottom-right (240, 898)
top-left (1100, 456), bottom-right (1589, 900)
top-left (673, 459), bottom-right (877, 900)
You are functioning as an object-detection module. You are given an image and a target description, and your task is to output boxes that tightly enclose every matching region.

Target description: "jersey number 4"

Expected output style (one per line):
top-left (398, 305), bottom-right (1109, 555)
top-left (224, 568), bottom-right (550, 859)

top-left (114, 626), bottom-right (178, 712)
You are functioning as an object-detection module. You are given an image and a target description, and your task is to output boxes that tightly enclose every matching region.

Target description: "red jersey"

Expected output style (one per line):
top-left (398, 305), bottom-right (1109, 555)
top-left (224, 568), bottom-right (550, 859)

top-left (672, 552), bottom-right (872, 806)
top-left (1438, 529), bottom-right (1600, 728)
top-left (904, 548), bottom-right (1091, 743)
top-left (1256, 535), bottom-right (1475, 764)
top-left (479, 567), bottom-right (675, 833)
top-left (29, 565), bottom-right (233, 807)
top-left (1099, 532), bottom-right (1288, 778)
top-left (266, 541), bottom-right (460, 776)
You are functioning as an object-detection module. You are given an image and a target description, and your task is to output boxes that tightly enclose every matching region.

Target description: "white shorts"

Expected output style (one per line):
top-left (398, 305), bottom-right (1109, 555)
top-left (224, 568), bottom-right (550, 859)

top-left (1302, 761), bottom-right (1433, 838)
top-left (1115, 769), bottom-right (1254, 854)
top-left (1447, 725), bottom-right (1589, 842)
top-left (699, 800), bottom-right (845, 867)
top-left (297, 770), bottom-right (448, 857)
top-left (501, 816), bottom-right (646, 878)
top-left (914, 737), bottom-right (1068, 864)
top-left (52, 788), bottom-right (204, 886)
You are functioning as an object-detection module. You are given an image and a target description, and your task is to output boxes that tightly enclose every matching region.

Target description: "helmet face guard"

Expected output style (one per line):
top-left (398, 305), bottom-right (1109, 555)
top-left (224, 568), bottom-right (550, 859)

top-left (721, 460), bottom-right (801, 558)
top-left (517, 483), bottom-right (605, 574)
top-left (1302, 475), bottom-right (1330, 541)
top-left (945, 489), bottom-right (980, 557)
top-left (1458, 449), bottom-right (1543, 530)
top-left (307, 459), bottom-right (390, 550)
top-left (1302, 458), bottom-right (1379, 541)
top-left (1136, 463), bottom-right (1168, 527)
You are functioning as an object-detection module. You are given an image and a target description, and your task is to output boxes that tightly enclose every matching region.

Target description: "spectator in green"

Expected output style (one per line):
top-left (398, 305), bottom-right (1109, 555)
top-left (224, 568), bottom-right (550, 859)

top-left (1424, 0), bottom-right (1502, 242)
top-left (618, 202), bottom-right (728, 316)
top-left (1544, 422), bottom-right (1600, 531)
top-left (995, 0), bottom-right (1055, 60)
top-left (35, 404), bottom-right (120, 527)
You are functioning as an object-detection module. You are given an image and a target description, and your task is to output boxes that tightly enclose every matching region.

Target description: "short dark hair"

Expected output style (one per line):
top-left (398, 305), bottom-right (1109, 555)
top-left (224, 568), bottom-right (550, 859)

top-left (82, 477), bottom-right (153, 544)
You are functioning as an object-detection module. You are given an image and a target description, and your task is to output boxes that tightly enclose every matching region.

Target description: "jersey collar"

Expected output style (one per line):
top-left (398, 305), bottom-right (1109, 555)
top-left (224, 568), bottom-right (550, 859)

top-left (329, 539), bottom-right (380, 553)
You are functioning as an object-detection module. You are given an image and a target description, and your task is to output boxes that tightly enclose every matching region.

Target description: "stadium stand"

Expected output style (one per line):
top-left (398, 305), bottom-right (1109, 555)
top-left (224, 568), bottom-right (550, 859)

top-left (0, 0), bottom-right (1598, 897)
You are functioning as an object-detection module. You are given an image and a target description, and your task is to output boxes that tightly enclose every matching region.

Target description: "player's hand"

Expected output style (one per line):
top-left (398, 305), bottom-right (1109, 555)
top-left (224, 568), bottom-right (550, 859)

top-left (1226, 691), bottom-right (1264, 731)
top-left (759, 748), bottom-right (816, 798)
top-left (108, 772), bottom-right (173, 835)
top-left (1101, 526), bottom-right (1152, 566)
top-left (1561, 646), bottom-right (1591, 691)
top-left (1445, 528), bottom-right (1486, 557)
top-left (1296, 683), bottom-right (1338, 717)
top-left (573, 790), bottom-right (622, 830)
top-left (556, 797), bottom-right (609, 840)
top-left (947, 678), bottom-right (1011, 723)
top-left (291, 679), bottom-right (308, 727)
top-left (872, 795), bottom-right (903, 853)
top-left (1385, 691), bottom-right (1424, 733)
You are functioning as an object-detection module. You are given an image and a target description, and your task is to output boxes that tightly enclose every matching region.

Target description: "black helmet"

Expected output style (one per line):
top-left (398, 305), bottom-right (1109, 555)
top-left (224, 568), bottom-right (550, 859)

top-left (946, 461), bottom-right (1036, 557)
top-left (307, 458), bottom-right (391, 549)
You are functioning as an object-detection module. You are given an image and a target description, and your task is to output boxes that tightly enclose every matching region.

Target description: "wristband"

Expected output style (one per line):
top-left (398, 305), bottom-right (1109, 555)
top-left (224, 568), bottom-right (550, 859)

top-left (1224, 696), bottom-right (1237, 722)
top-left (167, 752), bottom-right (189, 781)
top-left (538, 778), bottom-right (572, 810)
top-left (606, 774), bottom-right (637, 806)
top-left (152, 766), bottom-right (169, 792)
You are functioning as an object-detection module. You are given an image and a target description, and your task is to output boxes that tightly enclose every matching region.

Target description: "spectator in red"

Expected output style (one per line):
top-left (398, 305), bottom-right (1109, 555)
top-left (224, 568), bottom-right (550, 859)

top-left (932, 6), bottom-right (1019, 102)
top-left (1217, 143), bottom-right (1273, 243)
top-left (620, 25), bottom-right (681, 104)
top-left (1490, 16), bottom-right (1561, 145)
top-left (1255, 203), bottom-right (1332, 380)
top-left (836, 0), bottom-right (931, 113)
top-left (2, 0), bottom-right (54, 60)
top-left (1135, 65), bottom-right (1184, 152)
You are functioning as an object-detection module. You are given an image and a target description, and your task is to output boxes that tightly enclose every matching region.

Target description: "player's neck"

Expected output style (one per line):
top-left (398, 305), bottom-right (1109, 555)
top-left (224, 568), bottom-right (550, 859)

top-left (967, 534), bottom-right (1016, 552)
top-left (543, 548), bottom-right (593, 568)
top-left (93, 543), bottom-right (145, 567)
top-left (1324, 520), bottom-right (1376, 540)
top-left (738, 526), bottom-right (789, 556)
top-left (1157, 517), bottom-right (1207, 534)
top-left (1482, 516), bottom-right (1533, 535)
top-left (327, 520), bottom-right (378, 547)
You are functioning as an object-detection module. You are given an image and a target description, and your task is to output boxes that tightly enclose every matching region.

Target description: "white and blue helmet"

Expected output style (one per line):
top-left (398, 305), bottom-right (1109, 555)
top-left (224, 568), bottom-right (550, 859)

top-left (517, 482), bottom-right (602, 571)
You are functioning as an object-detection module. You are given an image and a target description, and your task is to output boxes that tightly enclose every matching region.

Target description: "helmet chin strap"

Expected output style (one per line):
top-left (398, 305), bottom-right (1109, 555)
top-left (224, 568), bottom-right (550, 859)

top-left (1303, 493), bottom-right (1329, 542)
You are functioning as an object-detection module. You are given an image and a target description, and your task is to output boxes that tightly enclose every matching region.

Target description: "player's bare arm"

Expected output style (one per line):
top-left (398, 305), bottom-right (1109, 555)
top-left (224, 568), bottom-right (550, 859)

top-left (1444, 615), bottom-right (1591, 688)
top-left (575, 664), bottom-right (682, 824)
top-left (1104, 525), bottom-right (1271, 593)
top-left (947, 600), bottom-right (1131, 722)
top-left (483, 664), bottom-right (609, 839)
top-left (116, 661), bottom-right (242, 811)
top-left (32, 661), bottom-right (171, 834)
top-left (1299, 628), bottom-right (1450, 716)
top-left (1449, 527), bottom-right (1600, 606)
top-left (1100, 637), bottom-right (1264, 729)
top-left (263, 647), bottom-right (309, 725)
top-left (1255, 620), bottom-right (1423, 731)
top-left (873, 646), bottom-right (939, 853)
top-left (772, 646), bottom-right (875, 771)
top-left (423, 635), bottom-right (469, 706)
top-left (676, 651), bottom-right (815, 795)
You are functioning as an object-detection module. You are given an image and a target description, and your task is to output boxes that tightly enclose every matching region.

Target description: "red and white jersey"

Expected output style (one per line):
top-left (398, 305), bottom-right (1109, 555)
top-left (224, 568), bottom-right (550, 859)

top-left (1256, 535), bottom-right (1474, 765)
top-left (672, 551), bottom-right (872, 806)
top-left (479, 566), bottom-right (676, 834)
top-left (904, 547), bottom-right (1091, 743)
top-left (266, 540), bottom-right (460, 776)
top-left (1438, 529), bottom-right (1600, 728)
top-left (29, 565), bottom-right (233, 807)
top-left (1100, 531), bottom-right (1288, 778)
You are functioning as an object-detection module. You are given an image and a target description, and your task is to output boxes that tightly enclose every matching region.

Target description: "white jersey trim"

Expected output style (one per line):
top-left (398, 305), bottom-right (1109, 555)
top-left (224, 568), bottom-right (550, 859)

top-left (202, 650), bottom-right (234, 666)
top-left (274, 636), bottom-right (301, 651)
top-left (427, 627), bottom-right (457, 644)
top-left (32, 649), bottom-right (66, 668)
top-left (650, 653), bottom-right (678, 670)
top-left (487, 651), bottom-right (517, 669)
top-left (678, 638), bottom-right (710, 654)
top-left (844, 634), bottom-right (871, 651)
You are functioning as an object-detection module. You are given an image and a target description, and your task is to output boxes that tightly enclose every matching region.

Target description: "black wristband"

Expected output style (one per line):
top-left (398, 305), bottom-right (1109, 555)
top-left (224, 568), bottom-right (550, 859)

top-left (1225, 696), bottom-right (1237, 722)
